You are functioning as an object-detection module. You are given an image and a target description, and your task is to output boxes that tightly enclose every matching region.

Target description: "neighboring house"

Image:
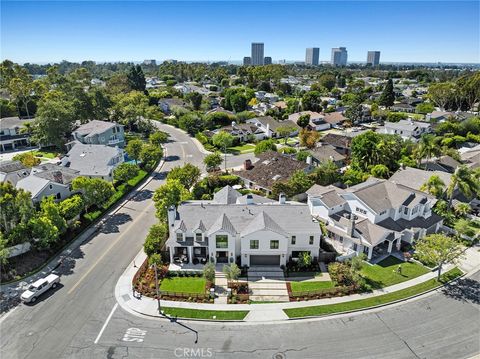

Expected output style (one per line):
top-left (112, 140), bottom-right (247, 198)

top-left (16, 163), bottom-right (80, 203)
top-left (236, 151), bottom-right (313, 195)
top-left (158, 98), bottom-right (190, 114)
top-left (460, 144), bottom-right (480, 169)
top-left (308, 143), bottom-right (347, 168)
top-left (0, 116), bottom-right (32, 151)
top-left (255, 91), bottom-right (279, 103)
top-left (382, 119), bottom-right (432, 141)
top-left (426, 111), bottom-right (454, 122)
top-left (61, 142), bottom-right (124, 182)
top-left (391, 103), bottom-right (416, 113)
top-left (307, 178), bottom-right (442, 261)
top-left (166, 185), bottom-right (322, 267)
top-left (246, 116), bottom-right (300, 139)
top-left (323, 112), bottom-right (346, 128)
top-left (211, 123), bottom-right (263, 142)
top-left (421, 155), bottom-right (461, 173)
top-left (389, 166), bottom-right (452, 192)
top-left (0, 160), bottom-right (31, 185)
top-left (288, 111), bottom-right (330, 131)
top-left (320, 133), bottom-right (352, 155)
top-left (72, 120), bottom-right (125, 148)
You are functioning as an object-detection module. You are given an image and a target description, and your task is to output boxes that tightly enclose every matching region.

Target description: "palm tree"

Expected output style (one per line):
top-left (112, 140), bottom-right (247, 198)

top-left (447, 165), bottom-right (480, 208)
top-left (454, 202), bottom-right (471, 217)
top-left (417, 134), bottom-right (440, 168)
top-left (420, 175), bottom-right (446, 198)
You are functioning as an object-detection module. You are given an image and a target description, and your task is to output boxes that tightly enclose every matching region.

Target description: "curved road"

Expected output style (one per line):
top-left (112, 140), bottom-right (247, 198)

top-left (0, 125), bottom-right (479, 359)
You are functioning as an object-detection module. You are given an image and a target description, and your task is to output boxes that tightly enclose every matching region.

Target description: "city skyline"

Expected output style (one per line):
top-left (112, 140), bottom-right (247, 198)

top-left (1, 1), bottom-right (479, 64)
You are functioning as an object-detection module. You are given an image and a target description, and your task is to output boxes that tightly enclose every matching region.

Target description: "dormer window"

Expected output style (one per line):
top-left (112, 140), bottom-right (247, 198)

top-left (195, 233), bottom-right (202, 241)
top-left (176, 233), bottom-right (183, 241)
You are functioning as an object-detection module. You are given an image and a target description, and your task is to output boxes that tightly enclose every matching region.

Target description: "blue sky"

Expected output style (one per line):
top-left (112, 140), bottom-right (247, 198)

top-left (1, 1), bottom-right (479, 64)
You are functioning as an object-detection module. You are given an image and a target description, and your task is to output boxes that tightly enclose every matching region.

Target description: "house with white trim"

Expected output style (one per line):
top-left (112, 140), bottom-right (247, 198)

top-left (307, 178), bottom-right (443, 261)
top-left (166, 186), bottom-right (322, 267)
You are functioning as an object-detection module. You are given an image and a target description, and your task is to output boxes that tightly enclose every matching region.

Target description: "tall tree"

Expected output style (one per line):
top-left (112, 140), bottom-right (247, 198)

top-left (185, 92), bottom-right (203, 110)
top-left (127, 65), bottom-right (146, 92)
top-left (167, 163), bottom-right (201, 189)
top-left (125, 139), bottom-right (144, 164)
top-left (446, 165), bottom-right (480, 208)
top-left (71, 177), bottom-right (115, 213)
top-left (420, 175), bottom-right (446, 198)
top-left (153, 180), bottom-right (191, 220)
top-left (378, 79), bottom-right (395, 107)
top-left (203, 152), bottom-right (223, 172)
top-left (428, 82), bottom-right (456, 111)
top-left (212, 131), bottom-right (234, 171)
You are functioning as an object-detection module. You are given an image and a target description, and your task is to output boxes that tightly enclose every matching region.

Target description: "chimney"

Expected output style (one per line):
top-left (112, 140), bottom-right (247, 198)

top-left (244, 159), bottom-right (252, 170)
top-left (266, 123), bottom-right (271, 137)
top-left (347, 214), bottom-right (356, 237)
top-left (53, 171), bottom-right (64, 184)
top-left (279, 193), bottom-right (286, 204)
top-left (306, 155), bottom-right (312, 165)
top-left (167, 205), bottom-right (177, 227)
top-left (246, 194), bottom-right (254, 205)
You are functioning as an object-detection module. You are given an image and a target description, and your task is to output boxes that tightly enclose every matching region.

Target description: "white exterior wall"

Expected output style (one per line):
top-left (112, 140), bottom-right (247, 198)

top-left (34, 182), bottom-right (71, 203)
top-left (208, 231), bottom-right (237, 264)
top-left (240, 230), bottom-right (288, 267)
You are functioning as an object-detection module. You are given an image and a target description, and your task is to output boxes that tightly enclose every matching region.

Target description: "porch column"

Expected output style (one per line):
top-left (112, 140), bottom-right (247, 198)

top-left (169, 246), bottom-right (174, 263)
top-left (188, 246), bottom-right (193, 264)
top-left (396, 237), bottom-right (401, 250)
top-left (387, 240), bottom-right (394, 254)
top-left (367, 246), bottom-right (373, 260)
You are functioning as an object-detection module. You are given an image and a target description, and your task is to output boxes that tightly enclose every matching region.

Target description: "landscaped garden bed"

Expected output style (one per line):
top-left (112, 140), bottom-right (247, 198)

top-left (284, 267), bottom-right (463, 318)
top-left (287, 281), bottom-right (357, 301)
top-left (228, 281), bottom-right (250, 304)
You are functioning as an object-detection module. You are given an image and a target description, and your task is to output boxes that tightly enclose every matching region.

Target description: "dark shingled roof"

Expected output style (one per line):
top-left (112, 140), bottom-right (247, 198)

top-left (0, 160), bottom-right (28, 173)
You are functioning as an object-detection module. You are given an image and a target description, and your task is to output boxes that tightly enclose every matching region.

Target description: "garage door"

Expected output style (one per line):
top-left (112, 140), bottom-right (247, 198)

top-left (250, 255), bottom-right (280, 266)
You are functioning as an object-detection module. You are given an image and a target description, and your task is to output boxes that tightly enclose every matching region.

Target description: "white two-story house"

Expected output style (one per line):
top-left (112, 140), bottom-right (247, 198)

top-left (307, 178), bottom-right (443, 261)
top-left (382, 119), bottom-right (432, 142)
top-left (166, 186), bottom-right (322, 267)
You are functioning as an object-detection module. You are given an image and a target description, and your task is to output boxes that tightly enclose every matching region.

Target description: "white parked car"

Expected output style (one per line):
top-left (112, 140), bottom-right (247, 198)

top-left (21, 274), bottom-right (60, 303)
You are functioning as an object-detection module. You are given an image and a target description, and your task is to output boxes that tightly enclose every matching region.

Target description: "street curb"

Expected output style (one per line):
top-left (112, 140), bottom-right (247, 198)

top-left (286, 268), bottom-right (470, 321)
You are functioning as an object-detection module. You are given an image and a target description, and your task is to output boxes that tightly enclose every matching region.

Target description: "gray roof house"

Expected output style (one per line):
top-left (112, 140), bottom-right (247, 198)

top-left (61, 141), bottom-right (124, 182)
top-left (72, 120), bottom-right (125, 148)
top-left (308, 143), bottom-right (347, 168)
top-left (16, 163), bottom-right (80, 203)
top-left (166, 185), bottom-right (322, 274)
top-left (381, 119), bottom-right (432, 141)
top-left (0, 117), bottom-right (32, 151)
top-left (307, 177), bottom-right (442, 261)
top-left (0, 160), bottom-right (31, 186)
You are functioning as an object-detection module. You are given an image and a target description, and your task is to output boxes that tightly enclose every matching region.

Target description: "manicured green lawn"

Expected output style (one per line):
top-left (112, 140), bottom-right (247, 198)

top-left (227, 143), bottom-right (255, 154)
top-left (287, 271), bottom-right (323, 278)
top-left (290, 281), bottom-right (335, 293)
top-left (31, 150), bottom-right (58, 159)
top-left (161, 307), bottom-right (248, 320)
top-left (160, 277), bottom-right (207, 294)
top-left (361, 256), bottom-right (430, 289)
top-left (284, 267), bottom-right (462, 318)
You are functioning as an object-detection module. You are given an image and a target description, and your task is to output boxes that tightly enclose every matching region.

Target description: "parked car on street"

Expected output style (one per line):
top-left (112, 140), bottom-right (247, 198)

top-left (20, 274), bottom-right (60, 303)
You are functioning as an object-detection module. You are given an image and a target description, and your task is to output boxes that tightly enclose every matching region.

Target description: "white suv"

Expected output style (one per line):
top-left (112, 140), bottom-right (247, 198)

top-left (21, 274), bottom-right (60, 303)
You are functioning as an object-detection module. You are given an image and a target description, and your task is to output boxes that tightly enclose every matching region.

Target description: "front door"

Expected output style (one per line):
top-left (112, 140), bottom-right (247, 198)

top-left (216, 251), bottom-right (228, 263)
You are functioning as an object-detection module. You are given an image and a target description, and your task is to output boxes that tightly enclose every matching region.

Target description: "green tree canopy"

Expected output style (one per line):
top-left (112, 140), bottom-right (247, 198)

top-left (254, 139), bottom-right (277, 156)
top-left (114, 163), bottom-right (140, 184)
top-left (71, 177), bottom-right (115, 212)
top-left (167, 163), bottom-right (201, 189)
top-left (153, 179), bottom-right (191, 220)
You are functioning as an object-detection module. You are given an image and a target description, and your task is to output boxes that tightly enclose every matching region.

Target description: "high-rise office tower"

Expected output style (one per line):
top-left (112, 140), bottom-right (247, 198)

top-left (305, 48), bottom-right (320, 65)
top-left (331, 47), bottom-right (348, 66)
top-left (251, 43), bottom-right (264, 66)
top-left (264, 56), bottom-right (272, 65)
top-left (366, 51), bottom-right (381, 66)
top-left (243, 57), bottom-right (252, 66)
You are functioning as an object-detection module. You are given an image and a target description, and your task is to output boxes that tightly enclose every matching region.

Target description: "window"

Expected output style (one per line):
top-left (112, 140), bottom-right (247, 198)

top-left (270, 240), bottom-right (279, 249)
top-left (49, 184), bottom-right (53, 190)
top-left (291, 236), bottom-right (296, 245)
top-left (356, 207), bottom-right (367, 215)
top-left (56, 193), bottom-right (61, 200)
top-left (398, 207), bottom-right (402, 213)
top-left (216, 235), bottom-right (228, 248)
top-left (412, 206), bottom-right (418, 214)
top-left (250, 240), bottom-right (259, 249)
top-left (195, 233), bottom-right (202, 241)
top-left (339, 236), bottom-right (344, 243)
top-left (379, 210), bottom-right (386, 215)
top-left (176, 233), bottom-right (183, 241)
top-left (309, 236), bottom-right (314, 245)
top-left (404, 207), bottom-right (409, 215)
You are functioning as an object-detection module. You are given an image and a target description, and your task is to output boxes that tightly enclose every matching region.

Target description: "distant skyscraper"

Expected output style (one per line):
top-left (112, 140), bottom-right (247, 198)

top-left (305, 48), bottom-right (320, 65)
top-left (243, 56), bottom-right (252, 66)
top-left (331, 47), bottom-right (348, 66)
top-left (143, 59), bottom-right (156, 66)
top-left (264, 56), bottom-right (272, 65)
top-left (366, 51), bottom-right (381, 66)
top-left (251, 43), bottom-right (264, 66)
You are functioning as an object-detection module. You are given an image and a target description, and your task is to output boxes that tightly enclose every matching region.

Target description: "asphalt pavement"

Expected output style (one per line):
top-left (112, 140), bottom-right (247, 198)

top-left (0, 125), bottom-right (478, 359)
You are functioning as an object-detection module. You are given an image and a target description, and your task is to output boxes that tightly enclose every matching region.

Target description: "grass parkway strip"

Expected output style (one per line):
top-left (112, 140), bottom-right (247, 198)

top-left (284, 267), bottom-right (463, 319)
top-left (160, 307), bottom-right (249, 321)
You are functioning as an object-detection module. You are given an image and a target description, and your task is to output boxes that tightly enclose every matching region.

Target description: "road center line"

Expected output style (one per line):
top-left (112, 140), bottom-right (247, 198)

top-left (67, 202), bottom-right (153, 295)
top-left (94, 303), bottom-right (118, 344)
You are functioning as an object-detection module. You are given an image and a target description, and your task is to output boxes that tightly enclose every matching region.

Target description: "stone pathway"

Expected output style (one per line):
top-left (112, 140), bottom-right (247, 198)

top-left (248, 266), bottom-right (289, 302)
top-left (214, 270), bottom-right (228, 304)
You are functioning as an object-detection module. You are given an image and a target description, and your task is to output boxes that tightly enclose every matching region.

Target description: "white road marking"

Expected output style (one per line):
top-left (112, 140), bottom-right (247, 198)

top-left (94, 303), bottom-right (118, 344)
top-left (122, 327), bottom-right (147, 342)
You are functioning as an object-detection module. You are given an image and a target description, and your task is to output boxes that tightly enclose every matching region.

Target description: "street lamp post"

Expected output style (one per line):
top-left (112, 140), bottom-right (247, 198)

top-left (153, 263), bottom-right (161, 314)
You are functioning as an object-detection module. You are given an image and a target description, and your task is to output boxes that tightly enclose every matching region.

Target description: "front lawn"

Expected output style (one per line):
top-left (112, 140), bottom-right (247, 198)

top-left (227, 143), bottom-right (255, 154)
top-left (160, 277), bottom-right (207, 294)
top-left (284, 267), bottom-right (462, 318)
top-left (290, 281), bottom-right (334, 293)
top-left (30, 149), bottom-right (59, 159)
top-left (361, 256), bottom-right (430, 289)
top-left (161, 307), bottom-right (248, 321)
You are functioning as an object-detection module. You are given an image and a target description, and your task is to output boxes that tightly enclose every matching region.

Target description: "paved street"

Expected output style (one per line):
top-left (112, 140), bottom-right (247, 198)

top-left (0, 125), bottom-right (479, 359)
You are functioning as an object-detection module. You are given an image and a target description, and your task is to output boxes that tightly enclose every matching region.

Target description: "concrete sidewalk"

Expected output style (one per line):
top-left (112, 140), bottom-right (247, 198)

top-left (115, 244), bottom-right (480, 323)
